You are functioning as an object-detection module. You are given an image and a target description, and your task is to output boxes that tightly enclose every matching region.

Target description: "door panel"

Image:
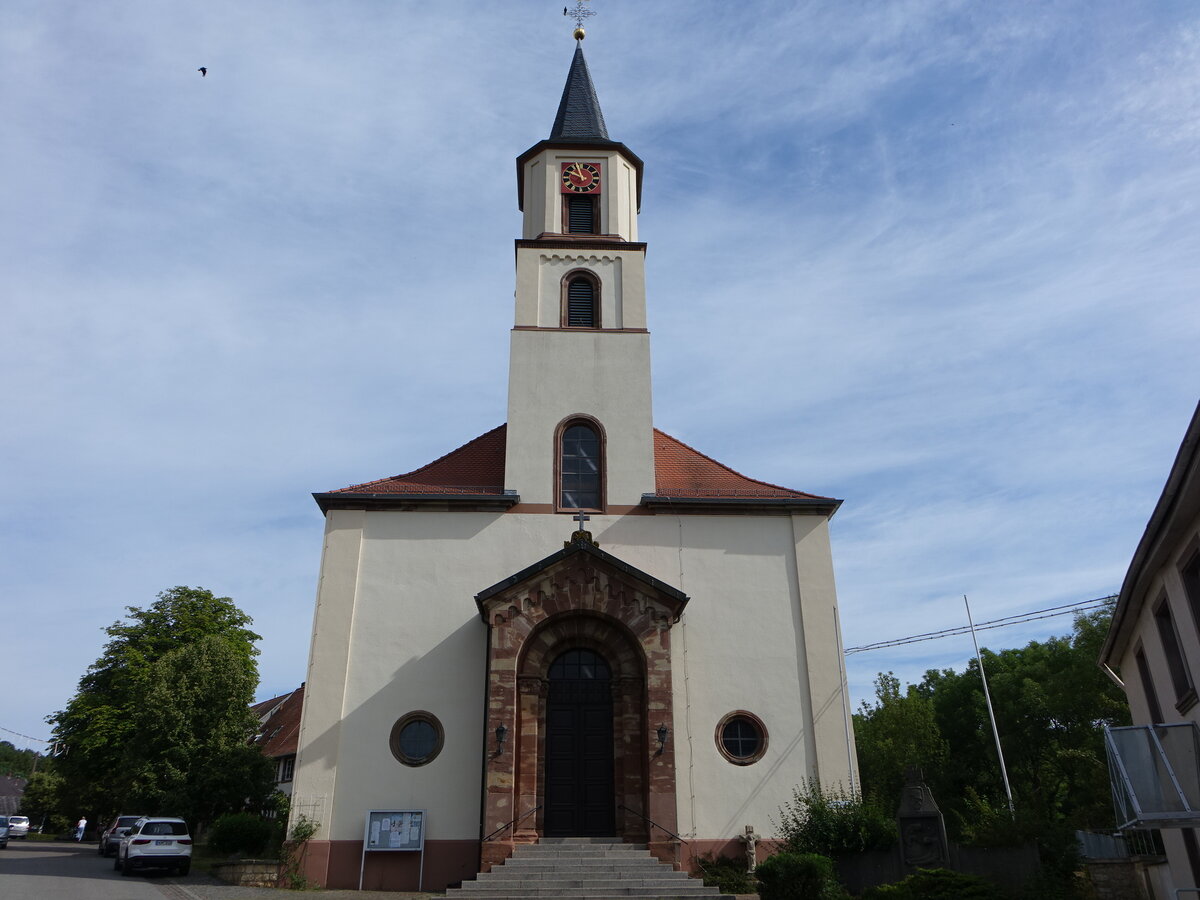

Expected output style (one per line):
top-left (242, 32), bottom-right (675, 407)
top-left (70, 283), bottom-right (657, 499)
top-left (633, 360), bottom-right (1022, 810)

top-left (544, 650), bottom-right (615, 836)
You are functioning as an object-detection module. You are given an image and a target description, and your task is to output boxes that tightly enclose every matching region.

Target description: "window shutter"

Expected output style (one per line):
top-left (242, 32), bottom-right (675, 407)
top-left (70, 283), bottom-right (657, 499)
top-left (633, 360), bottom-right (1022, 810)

top-left (567, 278), bottom-right (596, 327)
top-left (567, 196), bottom-right (596, 234)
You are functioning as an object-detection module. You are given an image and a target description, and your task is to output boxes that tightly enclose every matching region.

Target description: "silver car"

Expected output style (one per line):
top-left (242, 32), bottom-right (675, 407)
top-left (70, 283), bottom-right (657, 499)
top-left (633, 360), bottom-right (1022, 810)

top-left (7, 816), bottom-right (30, 839)
top-left (0, 815), bottom-right (9, 849)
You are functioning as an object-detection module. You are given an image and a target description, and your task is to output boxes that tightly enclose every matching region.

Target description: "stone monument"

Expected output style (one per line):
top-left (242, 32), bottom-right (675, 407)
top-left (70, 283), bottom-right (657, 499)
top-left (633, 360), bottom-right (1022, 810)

top-left (896, 766), bottom-right (949, 871)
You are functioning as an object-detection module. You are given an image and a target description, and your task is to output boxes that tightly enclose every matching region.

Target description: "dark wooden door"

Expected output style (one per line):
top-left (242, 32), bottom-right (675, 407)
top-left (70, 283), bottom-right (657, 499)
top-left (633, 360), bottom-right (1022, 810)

top-left (544, 649), bottom-right (615, 836)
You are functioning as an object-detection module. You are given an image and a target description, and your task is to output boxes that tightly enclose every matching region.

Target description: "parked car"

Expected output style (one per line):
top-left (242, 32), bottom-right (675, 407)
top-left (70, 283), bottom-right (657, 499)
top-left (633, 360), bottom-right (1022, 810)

top-left (98, 815), bottom-right (145, 857)
top-left (0, 815), bottom-right (9, 849)
top-left (7, 816), bottom-right (30, 839)
top-left (115, 816), bottom-right (191, 876)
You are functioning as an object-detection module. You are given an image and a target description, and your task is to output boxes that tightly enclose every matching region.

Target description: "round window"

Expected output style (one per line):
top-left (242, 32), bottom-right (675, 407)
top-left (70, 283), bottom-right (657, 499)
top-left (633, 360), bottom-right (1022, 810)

top-left (715, 711), bottom-right (768, 765)
top-left (389, 711), bottom-right (444, 767)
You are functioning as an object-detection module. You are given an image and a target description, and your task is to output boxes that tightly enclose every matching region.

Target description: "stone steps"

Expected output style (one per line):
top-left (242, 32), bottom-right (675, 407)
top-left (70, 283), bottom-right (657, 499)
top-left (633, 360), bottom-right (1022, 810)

top-left (446, 838), bottom-right (733, 900)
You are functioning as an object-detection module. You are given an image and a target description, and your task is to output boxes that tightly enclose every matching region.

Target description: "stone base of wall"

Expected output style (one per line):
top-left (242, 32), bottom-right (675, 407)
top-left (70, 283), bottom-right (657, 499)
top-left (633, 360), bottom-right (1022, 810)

top-left (210, 859), bottom-right (279, 887)
top-left (301, 839), bottom-right (482, 891)
top-left (1084, 857), bottom-right (1164, 900)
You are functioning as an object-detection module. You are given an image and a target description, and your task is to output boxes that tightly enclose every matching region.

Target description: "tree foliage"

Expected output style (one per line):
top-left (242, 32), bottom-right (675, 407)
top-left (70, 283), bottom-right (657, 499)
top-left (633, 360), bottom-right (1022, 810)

top-left (0, 741), bottom-right (39, 779)
top-left (853, 672), bottom-right (948, 804)
top-left (853, 605), bottom-right (1129, 861)
top-left (47, 586), bottom-right (274, 827)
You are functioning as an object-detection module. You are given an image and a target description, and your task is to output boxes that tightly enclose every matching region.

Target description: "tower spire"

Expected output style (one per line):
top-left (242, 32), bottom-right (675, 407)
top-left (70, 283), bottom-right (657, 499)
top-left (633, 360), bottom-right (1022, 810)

top-left (549, 44), bottom-right (610, 142)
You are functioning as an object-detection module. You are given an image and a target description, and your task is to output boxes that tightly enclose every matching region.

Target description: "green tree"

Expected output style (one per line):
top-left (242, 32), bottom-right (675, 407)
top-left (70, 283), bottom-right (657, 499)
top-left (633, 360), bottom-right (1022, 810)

top-left (20, 767), bottom-right (67, 832)
top-left (915, 606), bottom-right (1128, 837)
top-left (47, 586), bottom-right (274, 827)
top-left (0, 741), bottom-right (39, 778)
top-left (853, 672), bottom-right (949, 804)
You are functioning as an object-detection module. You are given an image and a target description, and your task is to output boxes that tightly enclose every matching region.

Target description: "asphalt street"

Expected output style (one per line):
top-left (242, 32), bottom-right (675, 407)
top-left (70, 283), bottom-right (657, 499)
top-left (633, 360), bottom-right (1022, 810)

top-left (0, 840), bottom-right (442, 899)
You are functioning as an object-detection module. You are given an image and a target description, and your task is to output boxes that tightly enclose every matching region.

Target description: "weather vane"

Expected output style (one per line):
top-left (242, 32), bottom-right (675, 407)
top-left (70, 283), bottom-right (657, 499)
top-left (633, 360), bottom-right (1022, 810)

top-left (564, 0), bottom-right (596, 39)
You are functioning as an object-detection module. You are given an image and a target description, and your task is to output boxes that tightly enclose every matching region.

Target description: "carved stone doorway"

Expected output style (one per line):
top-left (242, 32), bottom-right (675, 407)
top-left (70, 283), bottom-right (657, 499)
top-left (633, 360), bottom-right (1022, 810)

top-left (476, 537), bottom-right (688, 871)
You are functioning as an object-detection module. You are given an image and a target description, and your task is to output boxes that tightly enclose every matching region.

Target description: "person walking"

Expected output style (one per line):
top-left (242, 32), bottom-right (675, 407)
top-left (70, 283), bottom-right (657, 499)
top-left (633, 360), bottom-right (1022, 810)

top-left (75, 816), bottom-right (87, 842)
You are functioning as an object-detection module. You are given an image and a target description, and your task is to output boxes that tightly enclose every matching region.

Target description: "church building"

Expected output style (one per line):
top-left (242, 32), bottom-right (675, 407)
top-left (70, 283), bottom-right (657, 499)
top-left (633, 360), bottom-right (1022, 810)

top-left (291, 35), bottom-right (857, 892)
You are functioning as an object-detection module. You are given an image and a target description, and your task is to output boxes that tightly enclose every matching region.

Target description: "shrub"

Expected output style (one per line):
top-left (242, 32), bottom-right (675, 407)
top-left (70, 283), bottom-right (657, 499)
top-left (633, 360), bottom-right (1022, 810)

top-left (207, 812), bottom-right (274, 857)
top-left (776, 780), bottom-right (897, 857)
top-left (755, 851), bottom-right (847, 900)
top-left (279, 814), bottom-right (320, 890)
top-left (861, 867), bottom-right (1004, 900)
top-left (693, 852), bottom-right (756, 895)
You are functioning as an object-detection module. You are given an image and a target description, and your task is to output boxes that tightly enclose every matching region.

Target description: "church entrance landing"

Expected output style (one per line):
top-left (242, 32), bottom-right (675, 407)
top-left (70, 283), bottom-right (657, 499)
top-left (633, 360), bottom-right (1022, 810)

top-left (475, 533), bottom-right (688, 871)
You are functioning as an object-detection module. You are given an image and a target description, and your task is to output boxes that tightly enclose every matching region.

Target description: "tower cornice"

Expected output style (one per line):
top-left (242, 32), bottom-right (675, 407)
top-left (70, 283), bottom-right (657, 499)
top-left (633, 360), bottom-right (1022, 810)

top-left (516, 139), bottom-right (643, 212)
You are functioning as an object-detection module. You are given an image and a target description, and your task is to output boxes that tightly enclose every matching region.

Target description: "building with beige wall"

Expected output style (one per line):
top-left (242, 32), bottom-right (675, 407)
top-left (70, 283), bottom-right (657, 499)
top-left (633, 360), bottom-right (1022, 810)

top-left (290, 42), bottom-right (857, 892)
top-left (1101, 399), bottom-right (1200, 898)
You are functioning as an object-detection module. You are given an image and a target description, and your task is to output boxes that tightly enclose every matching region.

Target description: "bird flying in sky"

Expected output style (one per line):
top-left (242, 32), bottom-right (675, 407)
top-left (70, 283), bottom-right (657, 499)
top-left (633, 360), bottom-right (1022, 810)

top-left (198, 67), bottom-right (207, 77)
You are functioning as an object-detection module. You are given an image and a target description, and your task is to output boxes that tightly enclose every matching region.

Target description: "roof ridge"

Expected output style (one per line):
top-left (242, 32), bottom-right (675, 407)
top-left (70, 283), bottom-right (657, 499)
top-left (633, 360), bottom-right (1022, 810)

top-left (653, 428), bottom-right (828, 500)
top-left (334, 424), bottom-right (507, 493)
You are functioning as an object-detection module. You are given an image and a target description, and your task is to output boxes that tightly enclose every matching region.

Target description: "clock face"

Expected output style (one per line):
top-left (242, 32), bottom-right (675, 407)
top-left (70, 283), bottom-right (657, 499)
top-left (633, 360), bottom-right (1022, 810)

top-left (561, 161), bottom-right (601, 194)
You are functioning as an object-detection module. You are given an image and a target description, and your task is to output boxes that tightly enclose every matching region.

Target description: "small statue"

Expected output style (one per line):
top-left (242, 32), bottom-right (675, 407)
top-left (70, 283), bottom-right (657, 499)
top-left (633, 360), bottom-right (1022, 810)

top-left (738, 824), bottom-right (759, 873)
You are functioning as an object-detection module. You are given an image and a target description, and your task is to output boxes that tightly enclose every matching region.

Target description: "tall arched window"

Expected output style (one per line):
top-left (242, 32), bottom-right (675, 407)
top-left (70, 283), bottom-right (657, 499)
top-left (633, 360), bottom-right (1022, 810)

top-left (559, 420), bottom-right (602, 510)
top-left (563, 274), bottom-right (598, 328)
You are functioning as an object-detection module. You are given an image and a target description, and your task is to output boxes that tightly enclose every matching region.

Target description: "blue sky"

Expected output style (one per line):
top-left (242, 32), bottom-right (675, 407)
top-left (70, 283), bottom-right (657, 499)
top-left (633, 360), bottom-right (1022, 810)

top-left (3, 1), bottom-right (1199, 750)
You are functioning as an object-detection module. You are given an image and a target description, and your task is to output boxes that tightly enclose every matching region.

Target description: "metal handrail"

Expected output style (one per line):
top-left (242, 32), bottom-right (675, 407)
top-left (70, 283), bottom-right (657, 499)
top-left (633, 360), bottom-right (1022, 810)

top-left (617, 805), bottom-right (689, 846)
top-left (483, 805), bottom-right (542, 842)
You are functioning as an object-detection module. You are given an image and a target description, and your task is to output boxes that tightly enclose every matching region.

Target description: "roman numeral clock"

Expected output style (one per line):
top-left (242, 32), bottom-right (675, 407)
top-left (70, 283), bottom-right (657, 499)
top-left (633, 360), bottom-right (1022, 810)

top-left (561, 161), bottom-right (601, 194)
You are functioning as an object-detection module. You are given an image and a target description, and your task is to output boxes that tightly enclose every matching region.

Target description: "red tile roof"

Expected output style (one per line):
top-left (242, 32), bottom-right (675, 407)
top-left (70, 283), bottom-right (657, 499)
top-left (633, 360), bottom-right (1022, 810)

top-left (325, 425), bottom-right (832, 503)
top-left (652, 430), bottom-right (832, 500)
top-left (329, 426), bottom-right (508, 496)
top-left (252, 684), bottom-right (304, 759)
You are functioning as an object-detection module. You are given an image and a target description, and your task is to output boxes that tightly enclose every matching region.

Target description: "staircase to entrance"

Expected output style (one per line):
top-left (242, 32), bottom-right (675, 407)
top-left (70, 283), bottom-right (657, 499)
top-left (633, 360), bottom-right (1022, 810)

top-left (446, 837), bottom-right (734, 900)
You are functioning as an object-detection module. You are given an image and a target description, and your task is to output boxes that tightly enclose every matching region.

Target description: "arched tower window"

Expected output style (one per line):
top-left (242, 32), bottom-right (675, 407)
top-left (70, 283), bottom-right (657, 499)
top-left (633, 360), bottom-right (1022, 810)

top-left (558, 419), bottom-right (603, 511)
top-left (562, 272), bottom-right (599, 328)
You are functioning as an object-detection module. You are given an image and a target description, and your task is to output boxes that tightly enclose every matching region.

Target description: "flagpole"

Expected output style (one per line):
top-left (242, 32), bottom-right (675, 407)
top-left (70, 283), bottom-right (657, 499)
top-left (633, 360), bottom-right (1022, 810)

top-left (965, 595), bottom-right (1015, 816)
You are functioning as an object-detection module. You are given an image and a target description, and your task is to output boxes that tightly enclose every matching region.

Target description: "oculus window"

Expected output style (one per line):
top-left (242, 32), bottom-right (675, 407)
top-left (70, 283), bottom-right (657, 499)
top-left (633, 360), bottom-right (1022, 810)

top-left (716, 711), bottom-right (768, 765)
top-left (389, 711), bottom-right (444, 767)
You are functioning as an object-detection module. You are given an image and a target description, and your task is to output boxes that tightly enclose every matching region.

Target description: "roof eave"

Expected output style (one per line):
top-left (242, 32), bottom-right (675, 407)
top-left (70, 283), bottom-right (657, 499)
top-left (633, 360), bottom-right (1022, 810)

top-left (1102, 400), bottom-right (1200, 665)
top-left (314, 491), bottom-right (520, 514)
top-left (640, 494), bottom-right (843, 517)
top-left (516, 139), bottom-right (644, 213)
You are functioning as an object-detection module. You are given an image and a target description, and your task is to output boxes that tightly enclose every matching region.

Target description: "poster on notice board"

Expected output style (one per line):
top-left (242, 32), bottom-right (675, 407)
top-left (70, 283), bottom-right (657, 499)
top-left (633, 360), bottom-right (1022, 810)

top-left (364, 810), bottom-right (425, 852)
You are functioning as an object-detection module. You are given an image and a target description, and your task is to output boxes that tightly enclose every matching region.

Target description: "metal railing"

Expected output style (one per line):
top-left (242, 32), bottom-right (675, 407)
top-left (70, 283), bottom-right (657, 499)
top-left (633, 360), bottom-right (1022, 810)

top-left (483, 806), bottom-right (541, 842)
top-left (617, 805), bottom-right (688, 846)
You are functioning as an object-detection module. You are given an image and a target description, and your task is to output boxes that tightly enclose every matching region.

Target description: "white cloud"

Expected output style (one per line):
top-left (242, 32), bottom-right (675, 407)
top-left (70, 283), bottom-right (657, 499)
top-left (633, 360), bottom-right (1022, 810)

top-left (2, 0), bottom-right (1198, 743)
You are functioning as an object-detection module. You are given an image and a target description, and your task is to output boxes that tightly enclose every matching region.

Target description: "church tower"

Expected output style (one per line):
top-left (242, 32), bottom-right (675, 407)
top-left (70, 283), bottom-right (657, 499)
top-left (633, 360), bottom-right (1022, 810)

top-left (505, 43), bottom-right (654, 509)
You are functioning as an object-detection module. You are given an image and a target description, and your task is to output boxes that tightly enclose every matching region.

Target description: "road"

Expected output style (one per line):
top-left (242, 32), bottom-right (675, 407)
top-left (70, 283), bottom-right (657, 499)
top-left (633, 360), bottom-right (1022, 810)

top-left (0, 839), bottom-right (443, 899)
top-left (0, 839), bottom-right (187, 899)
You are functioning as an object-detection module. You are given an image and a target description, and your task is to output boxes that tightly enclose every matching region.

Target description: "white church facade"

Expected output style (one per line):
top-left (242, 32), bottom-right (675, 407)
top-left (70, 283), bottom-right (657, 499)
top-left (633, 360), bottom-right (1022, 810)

top-left (290, 41), bottom-right (857, 892)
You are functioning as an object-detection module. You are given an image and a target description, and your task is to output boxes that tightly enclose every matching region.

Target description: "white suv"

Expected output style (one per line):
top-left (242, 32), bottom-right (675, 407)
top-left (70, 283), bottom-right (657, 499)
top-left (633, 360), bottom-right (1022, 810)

top-left (7, 816), bottom-right (30, 839)
top-left (115, 816), bottom-right (192, 876)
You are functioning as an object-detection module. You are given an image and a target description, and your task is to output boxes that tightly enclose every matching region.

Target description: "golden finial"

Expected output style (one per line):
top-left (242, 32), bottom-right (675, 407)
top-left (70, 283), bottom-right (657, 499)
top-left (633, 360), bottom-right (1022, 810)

top-left (564, 1), bottom-right (596, 39)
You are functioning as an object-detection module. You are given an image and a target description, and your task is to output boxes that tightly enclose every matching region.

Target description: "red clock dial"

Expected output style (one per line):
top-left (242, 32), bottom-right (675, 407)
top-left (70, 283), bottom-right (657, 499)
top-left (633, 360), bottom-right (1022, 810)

top-left (561, 161), bottom-right (601, 194)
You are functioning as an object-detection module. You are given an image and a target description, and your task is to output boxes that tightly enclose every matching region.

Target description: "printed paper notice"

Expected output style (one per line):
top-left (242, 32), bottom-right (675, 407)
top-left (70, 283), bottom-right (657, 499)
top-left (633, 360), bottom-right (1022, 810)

top-left (370, 819), bottom-right (381, 847)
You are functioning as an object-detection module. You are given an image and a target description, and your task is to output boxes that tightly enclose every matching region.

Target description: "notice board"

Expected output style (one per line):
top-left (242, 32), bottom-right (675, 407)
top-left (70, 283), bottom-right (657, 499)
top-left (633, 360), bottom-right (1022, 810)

top-left (364, 810), bottom-right (425, 851)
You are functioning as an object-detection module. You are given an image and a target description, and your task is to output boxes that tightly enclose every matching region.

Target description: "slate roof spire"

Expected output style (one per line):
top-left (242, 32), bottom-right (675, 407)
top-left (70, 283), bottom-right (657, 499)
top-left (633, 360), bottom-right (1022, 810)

top-left (549, 44), bottom-right (610, 142)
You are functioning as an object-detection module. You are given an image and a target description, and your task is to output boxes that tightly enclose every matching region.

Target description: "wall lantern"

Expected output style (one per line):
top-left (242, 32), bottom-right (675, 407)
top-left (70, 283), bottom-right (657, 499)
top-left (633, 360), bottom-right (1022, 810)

top-left (494, 722), bottom-right (508, 756)
top-left (656, 723), bottom-right (670, 755)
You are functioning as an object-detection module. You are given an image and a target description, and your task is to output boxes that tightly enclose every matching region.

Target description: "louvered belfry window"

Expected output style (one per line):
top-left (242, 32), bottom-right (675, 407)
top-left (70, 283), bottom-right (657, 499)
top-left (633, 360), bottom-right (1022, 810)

top-left (560, 423), bottom-right (601, 510)
top-left (567, 195), bottom-right (596, 234)
top-left (566, 277), bottom-right (596, 327)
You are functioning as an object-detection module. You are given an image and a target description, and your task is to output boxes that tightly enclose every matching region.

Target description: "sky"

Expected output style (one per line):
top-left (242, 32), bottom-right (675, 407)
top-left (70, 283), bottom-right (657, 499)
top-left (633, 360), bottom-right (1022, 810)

top-left (3, 1), bottom-right (1199, 753)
